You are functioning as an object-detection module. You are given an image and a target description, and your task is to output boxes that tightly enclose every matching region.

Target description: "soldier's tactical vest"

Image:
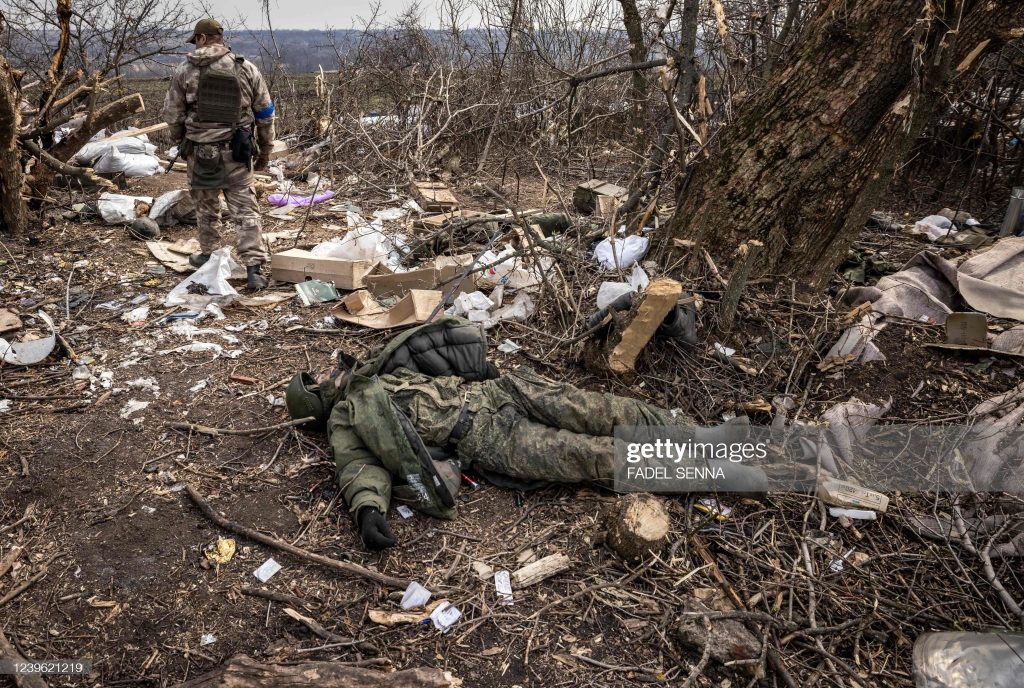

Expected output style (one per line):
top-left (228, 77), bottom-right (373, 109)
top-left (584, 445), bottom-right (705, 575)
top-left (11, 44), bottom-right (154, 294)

top-left (195, 56), bottom-right (243, 125)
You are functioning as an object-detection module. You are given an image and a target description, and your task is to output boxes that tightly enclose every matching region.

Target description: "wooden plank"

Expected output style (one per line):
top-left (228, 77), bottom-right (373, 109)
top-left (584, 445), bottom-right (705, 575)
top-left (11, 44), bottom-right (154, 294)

top-left (103, 122), bottom-right (169, 142)
top-left (608, 277), bottom-right (683, 374)
top-left (410, 180), bottom-right (459, 212)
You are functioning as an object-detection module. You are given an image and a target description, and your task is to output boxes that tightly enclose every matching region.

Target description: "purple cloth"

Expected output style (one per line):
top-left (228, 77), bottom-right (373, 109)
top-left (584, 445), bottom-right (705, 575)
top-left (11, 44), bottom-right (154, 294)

top-left (267, 190), bottom-right (336, 207)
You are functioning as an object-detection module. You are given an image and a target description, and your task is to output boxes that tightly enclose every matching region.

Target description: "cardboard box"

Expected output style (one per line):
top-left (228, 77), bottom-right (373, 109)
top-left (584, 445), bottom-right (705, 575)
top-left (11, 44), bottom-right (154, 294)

top-left (574, 179), bottom-right (628, 216)
top-left (411, 180), bottom-right (459, 212)
top-left (333, 289), bottom-right (443, 329)
top-left (271, 249), bottom-right (375, 290)
top-left (817, 478), bottom-right (889, 513)
top-left (365, 254), bottom-right (477, 300)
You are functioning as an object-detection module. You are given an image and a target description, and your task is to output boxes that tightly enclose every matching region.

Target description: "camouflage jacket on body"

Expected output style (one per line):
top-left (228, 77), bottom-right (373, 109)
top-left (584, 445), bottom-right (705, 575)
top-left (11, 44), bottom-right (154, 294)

top-left (160, 45), bottom-right (275, 147)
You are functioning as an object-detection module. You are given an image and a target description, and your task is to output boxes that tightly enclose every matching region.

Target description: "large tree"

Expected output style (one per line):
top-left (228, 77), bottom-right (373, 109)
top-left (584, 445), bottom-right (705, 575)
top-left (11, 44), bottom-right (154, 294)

top-left (670, 0), bottom-right (1024, 283)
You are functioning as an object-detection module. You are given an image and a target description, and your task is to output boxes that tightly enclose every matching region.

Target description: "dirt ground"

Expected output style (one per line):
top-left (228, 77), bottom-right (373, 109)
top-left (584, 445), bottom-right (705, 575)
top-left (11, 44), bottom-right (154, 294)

top-left (1, 165), bottom-right (1023, 687)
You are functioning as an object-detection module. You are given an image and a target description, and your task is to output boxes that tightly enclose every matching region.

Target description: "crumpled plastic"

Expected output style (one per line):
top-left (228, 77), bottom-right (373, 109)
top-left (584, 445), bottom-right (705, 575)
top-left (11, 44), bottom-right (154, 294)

top-left (594, 235), bottom-right (649, 270)
top-left (310, 213), bottom-right (407, 270)
top-left (149, 190), bottom-right (196, 226)
top-left (0, 311), bottom-right (56, 365)
top-left (477, 246), bottom-right (550, 290)
top-left (596, 265), bottom-right (650, 309)
top-left (911, 214), bottom-right (958, 242)
top-left (164, 247), bottom-right (239, 308)
top-left (267, 190), bottom-right (335, 207)
top-left (74, 134), bottom-right (156, 165)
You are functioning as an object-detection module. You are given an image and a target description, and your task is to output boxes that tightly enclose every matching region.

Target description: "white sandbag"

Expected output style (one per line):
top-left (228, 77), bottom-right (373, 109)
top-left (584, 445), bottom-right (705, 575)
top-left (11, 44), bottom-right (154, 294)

top-left (149, 190), bottom-right (196, 226)
top-left (92, 146), bottom-right (162, 177)
top-left (98, 193), bottom-right (154, 224)
top-left (594, 235), bottom-right (649, 269)
top-left (164, 247), bottom-right (239, 308)
top-left (74, 136), bottom-right (156, 165)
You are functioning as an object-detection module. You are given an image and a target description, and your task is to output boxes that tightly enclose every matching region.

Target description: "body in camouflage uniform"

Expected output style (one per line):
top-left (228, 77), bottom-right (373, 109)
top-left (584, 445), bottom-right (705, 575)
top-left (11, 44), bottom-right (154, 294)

top-left (160, 20), bottom-right (275, 268)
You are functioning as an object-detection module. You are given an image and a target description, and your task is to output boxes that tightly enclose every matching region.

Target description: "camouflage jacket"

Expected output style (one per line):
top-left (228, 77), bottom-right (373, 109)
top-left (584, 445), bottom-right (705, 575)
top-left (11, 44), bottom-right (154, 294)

top-left (161, 45), bottom-right (275, 146)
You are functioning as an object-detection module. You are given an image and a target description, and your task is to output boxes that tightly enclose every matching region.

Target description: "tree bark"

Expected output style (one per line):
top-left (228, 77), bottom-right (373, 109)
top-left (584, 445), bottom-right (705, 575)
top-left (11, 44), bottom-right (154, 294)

top-left (617, 0), bottom-right (647, 165)
top-left (177, 655), bottom-right (457, 688)
top-left (0, 55), bottom-right (26, 234)
top-left (670, 0), bottom-right (1024, 283)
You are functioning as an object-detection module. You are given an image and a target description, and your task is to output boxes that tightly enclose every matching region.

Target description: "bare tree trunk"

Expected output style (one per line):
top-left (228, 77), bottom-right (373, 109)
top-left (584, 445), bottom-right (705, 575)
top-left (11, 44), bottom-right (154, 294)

top-left (0, 55), bottom-right (26, 234)
top-left (617, 0), bottom-right (647, 167)
top-left (670, 0), bottom-right (1024, 283)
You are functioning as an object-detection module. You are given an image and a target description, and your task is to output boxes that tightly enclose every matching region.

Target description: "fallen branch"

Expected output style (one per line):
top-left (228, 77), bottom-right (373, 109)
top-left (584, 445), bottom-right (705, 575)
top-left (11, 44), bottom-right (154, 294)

top-left (185, 485), bottom-right (410, 590)
top-left (167, 416), bottom-right (315, 437)
top-left (0, 628), bottom-right (49, 688)
top-left (282, 607), bottom-right (378, 654)
top-left (21, 139), bottom-right (115, 190)
top-left (177, 654), bottom-right (455, 688)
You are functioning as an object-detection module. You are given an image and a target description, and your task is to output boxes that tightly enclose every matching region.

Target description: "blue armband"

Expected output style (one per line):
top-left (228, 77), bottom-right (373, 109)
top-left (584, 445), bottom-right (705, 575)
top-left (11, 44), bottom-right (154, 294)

top-left (254, 102), bottom-right (275, 120)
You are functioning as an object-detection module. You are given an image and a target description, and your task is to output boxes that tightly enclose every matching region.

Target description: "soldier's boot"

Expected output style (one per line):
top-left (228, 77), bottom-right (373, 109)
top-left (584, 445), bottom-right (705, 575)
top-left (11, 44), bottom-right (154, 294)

top-left (189, 253), bottom-right (211, 268)
top-left (246, 264), bottom-right (268, 290)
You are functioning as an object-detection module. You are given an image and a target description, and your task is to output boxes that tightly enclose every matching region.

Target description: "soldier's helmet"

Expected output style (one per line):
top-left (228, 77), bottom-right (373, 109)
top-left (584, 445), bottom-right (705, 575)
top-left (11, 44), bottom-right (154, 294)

top-left (186, 18), bottom-right (224, 45)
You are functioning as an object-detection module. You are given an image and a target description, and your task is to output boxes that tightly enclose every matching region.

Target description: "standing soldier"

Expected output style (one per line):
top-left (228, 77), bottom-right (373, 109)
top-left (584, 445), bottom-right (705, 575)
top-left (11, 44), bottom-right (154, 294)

top-left (161, 18), bottom-right (275, 289)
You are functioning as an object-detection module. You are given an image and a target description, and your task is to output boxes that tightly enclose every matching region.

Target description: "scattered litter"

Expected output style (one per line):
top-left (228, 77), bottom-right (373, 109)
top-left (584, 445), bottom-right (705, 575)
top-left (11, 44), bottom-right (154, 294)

top-left (911, 214), bottom-right (957, 241)
top-left (188, 379), bottom-right (209, 393)
top-left (0, 400), bottom-right (11, 413)
top-left (495, 570), bottom-right (514, 606)
top-left (253, 558), bottom-right (281, 583)
top-left (497, 339), bottom-right (521, 354)
top-left (828, 507), bottom-right (877, 521)
top-left (694, 498), bottom-right (733, 521)
top-left (817, 477), bottom-right (889, 512)
top-left (594, 235), bottom-right (649, 269)
top-left (0, 311), bottom-right (57, 366)
top-left (373, 207), bottom-right (407, 221)
top-left (828, 548), bottom-right (856, 573)
top-left (126, 378), bottom-right (160, 396)
top-left (122, 306), bottom-right (150, 324)
top-left (119, 400), bottom-right (149, 419)
top-left (472, 561), bottom-right (493, 580)
top-left (199, 634), bottom-right (216, 647)
top-left (429, 601), bottom-right (462, 633)
top-left (295, 280), bottom-right (340, 306)
top-left (146, 239), bottom-right (201, 273)
top-left (333, 289), bottom-right (442, 329)
top-left (159, 342), bottom-right (242, 359)
top-left (396, 505), bottom-right (415, 519)
top-left (205, 538), bottom-right (236, 565)
top-left (714, 342), bottom-right (736, 357)
top-left (400, 581), bottom-right (432, 610)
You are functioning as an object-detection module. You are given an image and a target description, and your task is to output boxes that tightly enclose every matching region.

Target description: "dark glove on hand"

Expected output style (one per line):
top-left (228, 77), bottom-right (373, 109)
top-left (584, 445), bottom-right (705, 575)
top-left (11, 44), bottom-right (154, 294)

top-left (254, 155), bottom-right (270, 171)
top-left (357, 506), bottom-right (396, 551)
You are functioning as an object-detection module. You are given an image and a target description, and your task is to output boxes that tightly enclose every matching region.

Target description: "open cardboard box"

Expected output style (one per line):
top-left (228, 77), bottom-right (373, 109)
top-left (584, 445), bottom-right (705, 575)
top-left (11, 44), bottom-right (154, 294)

top-left (364, 253), bottom-right (477, 300)
top-left (271, 249), bottom-right (376, 290)
top-left (333, 289), bottom-right (443, 329)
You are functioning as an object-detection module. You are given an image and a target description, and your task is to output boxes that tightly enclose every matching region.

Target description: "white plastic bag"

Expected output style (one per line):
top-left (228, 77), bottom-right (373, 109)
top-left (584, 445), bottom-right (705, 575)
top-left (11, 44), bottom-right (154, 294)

top-left (594, 235), bottom-right (649, 270)
top-left (92, 147), bottom-right (162, 177)
top-left (164, 247), bottom-right (240, 308)
top-left (149, 190), bottom-right (196, 226)
top-left (311, 221), bottom-right (387, 262)
top-left (477, 246), bottom-right (549, 290)
top-left (911, 214), bottom-right (957, 242)
top-left (98, 193), bottom-right (154, 224)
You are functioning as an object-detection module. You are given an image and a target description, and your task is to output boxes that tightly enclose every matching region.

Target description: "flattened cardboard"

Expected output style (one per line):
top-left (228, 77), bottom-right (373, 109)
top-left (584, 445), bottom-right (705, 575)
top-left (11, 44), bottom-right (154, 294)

top-left (333, 290), bottom-right (442, 330)
top-left (147, 239), bottom-right (201, 273)
top-left (271, 248), bottom-right (375, 290)
top-left (364, 254), bottom-right (477, 299)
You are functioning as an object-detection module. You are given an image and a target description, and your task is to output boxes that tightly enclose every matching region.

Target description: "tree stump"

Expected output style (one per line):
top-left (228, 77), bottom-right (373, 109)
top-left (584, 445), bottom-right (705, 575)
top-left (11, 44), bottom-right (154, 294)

top-left (604, 494), bottom-right (670, 561)
top-left (177, 655), bottom-right (459, 688)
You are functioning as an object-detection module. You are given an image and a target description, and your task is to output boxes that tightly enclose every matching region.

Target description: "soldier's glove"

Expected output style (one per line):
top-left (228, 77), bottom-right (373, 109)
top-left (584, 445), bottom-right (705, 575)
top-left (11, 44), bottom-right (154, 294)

top-left (357, 506), bottom-right (396, 551)
top-left (253, 155), bottom-right (270, 171)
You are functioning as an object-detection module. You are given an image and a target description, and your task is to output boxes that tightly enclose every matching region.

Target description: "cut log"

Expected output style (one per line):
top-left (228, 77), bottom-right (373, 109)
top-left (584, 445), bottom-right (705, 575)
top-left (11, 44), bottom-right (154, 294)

top-left (177, 655), bottom-right (459, 688)
top-left (604, 493), bottom-right (670, 561)
top-left (511, 553), bottom-right (571, 587)
top-left (608, 277), bottom-right (683, 374)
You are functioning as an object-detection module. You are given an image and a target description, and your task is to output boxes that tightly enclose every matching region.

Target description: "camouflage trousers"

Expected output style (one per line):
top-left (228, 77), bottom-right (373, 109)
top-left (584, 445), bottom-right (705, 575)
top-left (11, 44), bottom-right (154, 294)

top-left (455, 368), bottom-right (688, 487)
top-left (187, 146), bottom-right (267, 266)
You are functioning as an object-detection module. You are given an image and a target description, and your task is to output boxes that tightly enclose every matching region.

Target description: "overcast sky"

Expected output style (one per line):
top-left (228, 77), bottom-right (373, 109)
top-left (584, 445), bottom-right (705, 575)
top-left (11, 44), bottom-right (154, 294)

top-left (208, 0), bottom-right (445, 30)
